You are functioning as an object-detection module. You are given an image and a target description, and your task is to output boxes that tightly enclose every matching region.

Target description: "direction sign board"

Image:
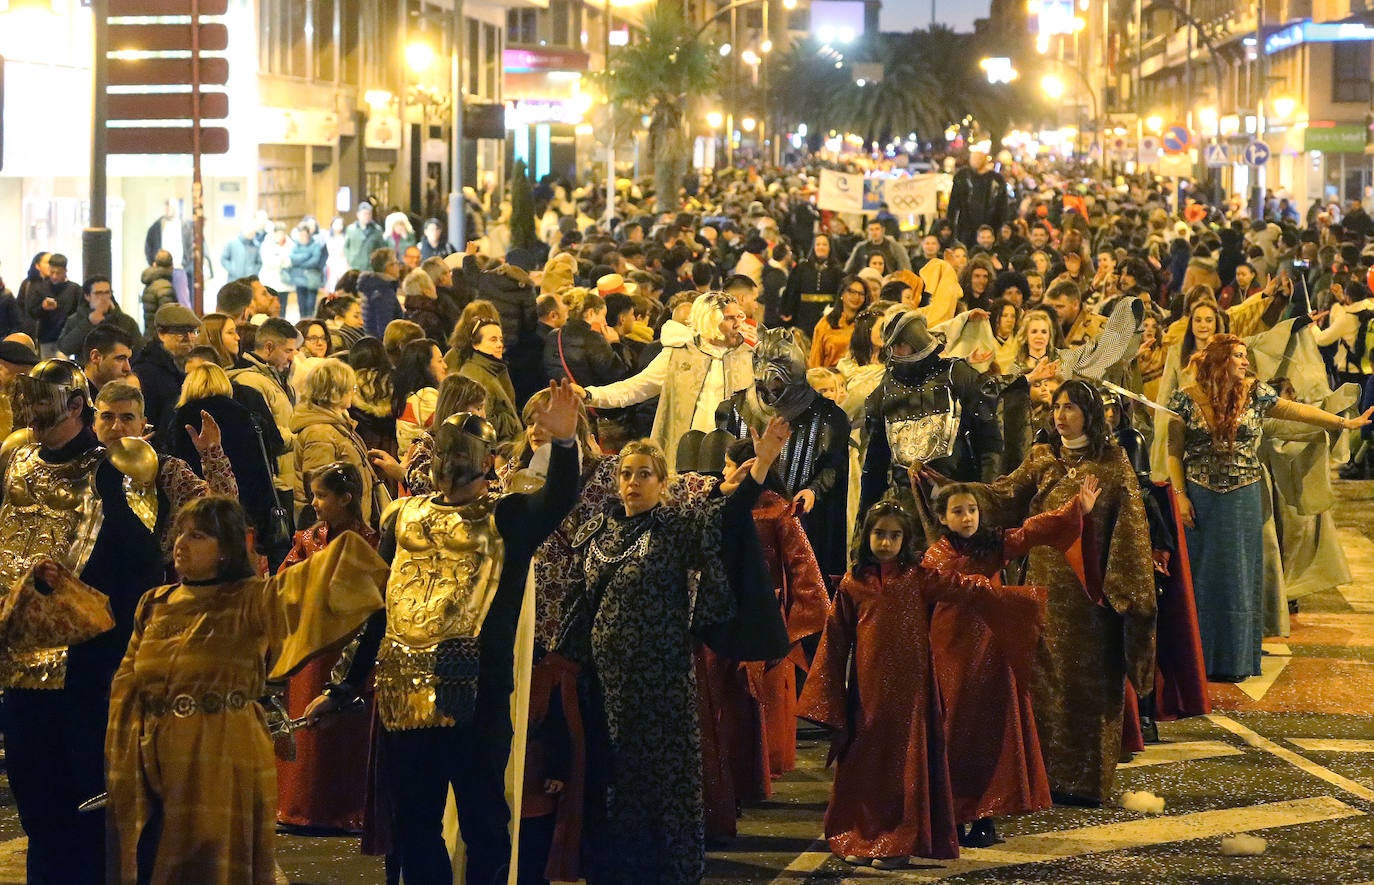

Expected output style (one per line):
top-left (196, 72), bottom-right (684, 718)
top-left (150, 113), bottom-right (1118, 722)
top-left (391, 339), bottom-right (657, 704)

top-left (1243, 140), bottom-right (1271, 166)
top-left (1204, 143), bottom-right (1230, 167)
top-left (1163, 125), bottom-right (1192, 154)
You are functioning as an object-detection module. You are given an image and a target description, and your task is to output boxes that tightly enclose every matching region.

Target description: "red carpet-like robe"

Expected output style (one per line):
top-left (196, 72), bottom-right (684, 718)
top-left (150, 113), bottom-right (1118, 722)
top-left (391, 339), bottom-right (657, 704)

top-left (276, 522), bottom-right (379, 832)
top-left (799, 562), bottom-right (1041, 861)
top-left (920, 499), bottom-right (1078, 824)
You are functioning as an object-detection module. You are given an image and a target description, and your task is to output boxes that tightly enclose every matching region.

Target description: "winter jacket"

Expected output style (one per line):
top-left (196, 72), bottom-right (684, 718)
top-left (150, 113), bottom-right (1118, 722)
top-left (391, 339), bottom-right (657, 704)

top-left (843, 237), bottom-right (912, 275)
top-left (287, 238), bottom-right (328, 291)
top-left (0, 288), bottom-right (19, 339)
top-left (456, 350), bottom-right (521, 444)
top-left (419, 238), bottom-right (455, 261)
top-left (343, 221), bottom-right (385, 270)
top-left (221, 235), bottom-right (262, 281)
top-left (140, 265), bottom-right (177, 335)
top-left (170, 394), bottom-right (279, 528)
top-left (357, 272), bottom-right (402, 339)
top-left (57, 305), bottom-right (141, 359)
top-left (460, 256), bottom-right (541, 405)
top-left (543, 318), bottom-right (630, 389)
top-left (290, 402), bottom-right (381, 524)
top-left (134, 339), bottom-right (187, 451)
top-left (403, 293), bottom-right (448, 344)
top-left (228, 351), bottom-right (297, 491)
top-left (24, 279), bottom-right (83, 345)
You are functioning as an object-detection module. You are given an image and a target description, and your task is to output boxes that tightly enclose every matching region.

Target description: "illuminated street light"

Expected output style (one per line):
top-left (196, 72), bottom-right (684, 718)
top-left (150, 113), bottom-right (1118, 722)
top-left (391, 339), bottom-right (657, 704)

top-left (707, 111), bottom-right (724, 128)
top-left (1272, 96), bottom-right (1297, 119)
top-left (719, 42), bottom-right (732, 56)
top-left (1198, 105), bottom-right (1219, 130)
top-left (1041, 73), bottom-right (1066, 99)
top-left (980, 56), bottom-right (1018, 84)
top-left (741, 48), bottom-right (759, 65)
top-left (742, 117), bottom-right (757, 132)
top-left (405, 41), bottom-right (436, 73)
top-left (1146, 115), bottom-right (1164, 134)
top-left (760, 39), bottom-right (773, 53)
top-left (783, 0), bottom-right (796, 8)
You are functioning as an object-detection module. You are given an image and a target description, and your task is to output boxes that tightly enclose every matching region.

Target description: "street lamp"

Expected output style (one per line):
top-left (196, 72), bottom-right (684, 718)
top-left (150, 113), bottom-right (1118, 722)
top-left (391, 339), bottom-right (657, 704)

top-left (742, 116), bottom-right (757, 132)
top-left (1041, 73), bottom-right (1065, 99)
top-left (1272, 96), bottom-right (1296, 120)
top-left (1146, 114), bottom-right (1164, 134)
top-left (1039, 59), bottom-right (1102, 176)
top-left (405, 41), bottom-right (436, 73)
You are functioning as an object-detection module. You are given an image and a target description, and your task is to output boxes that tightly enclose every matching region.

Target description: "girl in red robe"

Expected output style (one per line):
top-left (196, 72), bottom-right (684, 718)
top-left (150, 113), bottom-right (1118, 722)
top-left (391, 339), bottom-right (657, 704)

top-left (276, 462), bottom-right (380, 831)
top-left (799, 501), bottom-right (1042, 870)
top-left (921, 477), bottom-right (1097, 848)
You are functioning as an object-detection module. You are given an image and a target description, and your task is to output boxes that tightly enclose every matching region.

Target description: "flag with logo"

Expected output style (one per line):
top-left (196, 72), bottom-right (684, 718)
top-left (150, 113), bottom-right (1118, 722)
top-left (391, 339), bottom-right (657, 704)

top-left (883, 175), bottom-right (940, 217)
top-left (817, 168), bottom-right (864, 213)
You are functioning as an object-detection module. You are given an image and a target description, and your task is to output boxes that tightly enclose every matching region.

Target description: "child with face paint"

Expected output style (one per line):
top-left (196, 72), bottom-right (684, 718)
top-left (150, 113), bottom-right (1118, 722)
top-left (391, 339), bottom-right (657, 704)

top-left (798, 500), bottom-right (1044, 870)
top-left (920, 476), bottom-right (1098, 848)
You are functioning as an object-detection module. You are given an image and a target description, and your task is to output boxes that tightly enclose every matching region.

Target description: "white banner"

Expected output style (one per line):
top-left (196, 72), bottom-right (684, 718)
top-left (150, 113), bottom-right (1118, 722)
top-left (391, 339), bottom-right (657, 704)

top-left (883, 174), bottom-right (941, 216)
top-left (817, 168), bottom-right (865, 213)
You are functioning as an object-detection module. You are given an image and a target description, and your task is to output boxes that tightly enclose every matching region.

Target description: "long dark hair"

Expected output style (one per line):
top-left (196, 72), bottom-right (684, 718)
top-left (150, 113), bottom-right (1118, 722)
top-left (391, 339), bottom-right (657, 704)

top-left (827, 274), bottom-right (869, 329)
top-left (724, 437), bottom-right (788, 497)
top-left (391, 338), bottom-right (441, 418)
top-left (308, 461), bottom-right (365, 527)
top-left (1048, 379), bottom-right (1112, 460)
top-left (848, 307), bottom-right (884, 366)
top-left (854, 500), bottom-right (920, 577)
top-left (809, 233), bottom-right (839, 269)
top-left (174, 496), bottom-right (254, 581)
top-left (932, 482), bottom-right (1002, 560)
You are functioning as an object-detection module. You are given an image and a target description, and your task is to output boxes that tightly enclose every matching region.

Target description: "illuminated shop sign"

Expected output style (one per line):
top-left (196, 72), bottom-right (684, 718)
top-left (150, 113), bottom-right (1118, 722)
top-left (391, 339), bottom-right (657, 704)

top-left (1265, 22), bottom-right (1374, 54)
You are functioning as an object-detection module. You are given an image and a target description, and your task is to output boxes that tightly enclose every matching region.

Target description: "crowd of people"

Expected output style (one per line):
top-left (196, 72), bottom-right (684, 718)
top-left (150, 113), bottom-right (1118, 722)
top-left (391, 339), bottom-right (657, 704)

top-left (0, 150), bottom-right (1370, 885)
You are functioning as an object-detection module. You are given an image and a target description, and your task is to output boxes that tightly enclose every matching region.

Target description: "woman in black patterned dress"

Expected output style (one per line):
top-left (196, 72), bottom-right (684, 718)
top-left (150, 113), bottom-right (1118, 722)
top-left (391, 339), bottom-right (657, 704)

top-left (567, 419), bottom-right (791, 885)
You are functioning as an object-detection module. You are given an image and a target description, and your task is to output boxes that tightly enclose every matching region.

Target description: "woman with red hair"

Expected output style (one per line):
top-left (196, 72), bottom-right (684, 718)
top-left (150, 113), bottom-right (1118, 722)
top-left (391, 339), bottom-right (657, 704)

top-left (1165, 334), bottom-right (1373, 681)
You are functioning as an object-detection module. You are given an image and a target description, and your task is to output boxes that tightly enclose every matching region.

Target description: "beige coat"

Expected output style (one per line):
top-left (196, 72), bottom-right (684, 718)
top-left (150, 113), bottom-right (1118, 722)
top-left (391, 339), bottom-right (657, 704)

top-left (289, 402), bottom-right (381, 525)
top-left (230, 358), bottom-right (296, 493)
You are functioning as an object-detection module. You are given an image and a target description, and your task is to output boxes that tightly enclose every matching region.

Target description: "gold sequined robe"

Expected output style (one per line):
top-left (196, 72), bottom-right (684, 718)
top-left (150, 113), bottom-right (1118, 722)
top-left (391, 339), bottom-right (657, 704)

top-left (105, 532), bottom-right (387, 885)
top-left (977, 443), bottom-right (1156, 803)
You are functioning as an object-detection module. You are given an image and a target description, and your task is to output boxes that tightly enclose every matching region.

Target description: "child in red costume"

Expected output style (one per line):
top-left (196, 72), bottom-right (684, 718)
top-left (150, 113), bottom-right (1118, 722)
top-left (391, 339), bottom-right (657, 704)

top-left (799, 501), bottom-right (1042, 870)
top-left (920, 476), bottom-right (1098, 847)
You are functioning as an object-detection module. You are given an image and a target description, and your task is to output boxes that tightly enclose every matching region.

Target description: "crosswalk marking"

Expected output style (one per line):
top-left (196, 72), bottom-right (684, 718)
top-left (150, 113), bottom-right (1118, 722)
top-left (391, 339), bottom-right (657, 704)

top-left (894, 797), bottom-right (1360, 881)
top-left (1287, 738), bottom-right (1374, 754)
top-left (1118, 740), bottom-right (1244, 769)
top-left (766, 797), bottom-right (1363, 884)
top-left (1235, 648), bottom-right (1292, 700)
top-left (1208, 714), bottom-right (1374, 802)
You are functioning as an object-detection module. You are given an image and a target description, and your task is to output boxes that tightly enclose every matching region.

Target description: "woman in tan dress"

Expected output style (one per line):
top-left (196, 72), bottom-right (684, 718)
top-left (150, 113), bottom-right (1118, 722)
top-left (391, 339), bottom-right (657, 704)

top-left (102, 496), bottom-right (388, 884)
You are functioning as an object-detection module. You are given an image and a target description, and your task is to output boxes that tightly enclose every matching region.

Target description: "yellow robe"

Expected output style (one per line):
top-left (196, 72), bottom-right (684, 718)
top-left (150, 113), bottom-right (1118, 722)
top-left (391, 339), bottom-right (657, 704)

top-left (105, 532), bottom-right (387, 885)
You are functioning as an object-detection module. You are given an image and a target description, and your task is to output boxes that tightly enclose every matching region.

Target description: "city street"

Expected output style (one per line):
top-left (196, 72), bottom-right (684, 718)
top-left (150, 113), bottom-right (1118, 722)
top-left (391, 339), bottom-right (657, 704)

top-left (0, 484), bottom-right (1373, 884)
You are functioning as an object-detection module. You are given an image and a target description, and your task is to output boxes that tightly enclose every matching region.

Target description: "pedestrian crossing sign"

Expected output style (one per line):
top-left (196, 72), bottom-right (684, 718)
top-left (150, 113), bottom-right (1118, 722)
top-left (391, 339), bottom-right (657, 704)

top-left (1204, 143), bottom-right (1230, 167)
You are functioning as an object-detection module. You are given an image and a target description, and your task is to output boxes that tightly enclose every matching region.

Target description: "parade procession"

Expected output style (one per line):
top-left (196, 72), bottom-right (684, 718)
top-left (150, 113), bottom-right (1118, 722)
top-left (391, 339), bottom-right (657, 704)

top-left (1, 0), bottom-right (1374, 882)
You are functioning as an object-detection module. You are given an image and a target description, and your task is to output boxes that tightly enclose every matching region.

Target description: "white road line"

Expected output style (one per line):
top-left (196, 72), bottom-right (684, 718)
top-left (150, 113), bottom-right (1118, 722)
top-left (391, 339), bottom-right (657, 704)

top-left (1262, 642), bottom-right (1292, 657)
top-left (895, 797), bottom-right (1360, 881)
top-left (1118, 740), bottom-right (1245, 769)
top-left (1235, 651), bottom-right (1292, 701)
top-left (1208, 714), bottom-right (1374, 802)
top-left (1287, 738), bottom-right (1374, 754)
top-left (766, 844), bottom-right (832, 884)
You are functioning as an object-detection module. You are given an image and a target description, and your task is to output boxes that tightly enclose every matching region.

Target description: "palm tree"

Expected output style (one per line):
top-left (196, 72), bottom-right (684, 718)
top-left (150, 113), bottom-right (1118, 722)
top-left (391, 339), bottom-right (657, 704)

top-left (602, 3), bottom-right (716, 213)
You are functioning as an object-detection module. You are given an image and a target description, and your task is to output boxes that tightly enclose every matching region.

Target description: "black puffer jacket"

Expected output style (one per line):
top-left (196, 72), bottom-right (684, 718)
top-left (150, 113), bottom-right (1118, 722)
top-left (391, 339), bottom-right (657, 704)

top-left (543, 319), bottom-right (630, 389)
top-left (461, 256), bottom-right (540, 405)
top-left (141, 266), bottom-right (177, 336)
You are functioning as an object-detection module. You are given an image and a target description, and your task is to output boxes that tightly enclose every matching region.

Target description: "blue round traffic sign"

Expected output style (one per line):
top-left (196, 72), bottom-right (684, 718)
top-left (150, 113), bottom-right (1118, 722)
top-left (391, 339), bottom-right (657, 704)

top-left (1243, 140), bottom-right (1271, 166)
top-left (1163, 125), bottom-right (1192, 154)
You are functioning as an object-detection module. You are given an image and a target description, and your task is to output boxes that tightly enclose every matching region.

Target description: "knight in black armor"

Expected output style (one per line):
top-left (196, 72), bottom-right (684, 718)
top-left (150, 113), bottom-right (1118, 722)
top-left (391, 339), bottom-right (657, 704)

top-left (857, 311), bottom-right (1002, 526)
top-left (716, 327), bottom-right (850, 576)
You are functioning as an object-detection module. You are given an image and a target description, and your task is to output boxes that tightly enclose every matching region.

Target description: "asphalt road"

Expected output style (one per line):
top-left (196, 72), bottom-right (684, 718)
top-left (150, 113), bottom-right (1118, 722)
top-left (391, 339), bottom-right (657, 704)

top-left (2, 484), bottom-right (1374, 884)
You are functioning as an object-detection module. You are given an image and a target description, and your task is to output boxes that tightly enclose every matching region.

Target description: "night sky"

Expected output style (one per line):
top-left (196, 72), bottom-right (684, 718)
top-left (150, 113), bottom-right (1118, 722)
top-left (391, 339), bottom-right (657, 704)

top-left (882, 0), bottom-right (991, 33)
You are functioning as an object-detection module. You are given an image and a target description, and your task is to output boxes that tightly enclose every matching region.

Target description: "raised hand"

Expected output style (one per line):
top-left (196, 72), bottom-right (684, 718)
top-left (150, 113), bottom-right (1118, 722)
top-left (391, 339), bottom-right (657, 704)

top-left (1078, 474), bottom-right (1101, 514)
top-left (186, 410), bottom-right (222, 453)
top-left (1344, 406), bottom-right (1374, 431)
top-left (753, 416), bottom-right (791, 468)
top-left (533, 380), bottom-right (580, 442)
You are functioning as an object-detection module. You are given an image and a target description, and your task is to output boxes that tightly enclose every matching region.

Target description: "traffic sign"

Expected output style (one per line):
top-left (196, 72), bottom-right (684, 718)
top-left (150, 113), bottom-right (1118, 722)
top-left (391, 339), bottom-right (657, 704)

top-left (1138, 135), bottom-right (1161, 165)
top-left (1243, 140), bottom-right (1271, 166)
top-left (1204, 143), bottom-right (1230, 167)
top-left (1163, 124), bottom-right (1192, 154)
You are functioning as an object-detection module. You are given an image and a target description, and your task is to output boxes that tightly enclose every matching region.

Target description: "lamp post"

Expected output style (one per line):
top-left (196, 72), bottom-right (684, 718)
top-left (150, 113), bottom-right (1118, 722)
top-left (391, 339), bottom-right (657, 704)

top-left (1040, 58), bottom-right (1103, 177)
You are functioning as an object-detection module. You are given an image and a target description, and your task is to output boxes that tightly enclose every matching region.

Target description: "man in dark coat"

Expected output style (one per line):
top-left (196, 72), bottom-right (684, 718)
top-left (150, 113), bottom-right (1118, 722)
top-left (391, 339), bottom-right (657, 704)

top-left (23, 253), bottom-right (84, 359)
top-left (132, 303), bottom-right (200, 452)
top-left (946, 151), bottom-right (1009, 249)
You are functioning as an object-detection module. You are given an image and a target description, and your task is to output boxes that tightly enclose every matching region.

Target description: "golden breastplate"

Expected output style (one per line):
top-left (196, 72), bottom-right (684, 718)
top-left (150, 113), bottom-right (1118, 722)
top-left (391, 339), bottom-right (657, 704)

top-left (375, 494), bottom-right (505, 731)
top-left (0, 444), bottom-right (104, 689)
